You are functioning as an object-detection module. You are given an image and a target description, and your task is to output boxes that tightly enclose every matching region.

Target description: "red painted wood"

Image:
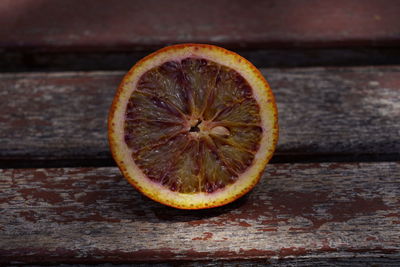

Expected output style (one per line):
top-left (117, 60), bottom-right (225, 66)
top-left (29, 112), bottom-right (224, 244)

top-left (1, 163), bottom-right (399, 264)
top-left (1, 0), bottom-right (399, 51)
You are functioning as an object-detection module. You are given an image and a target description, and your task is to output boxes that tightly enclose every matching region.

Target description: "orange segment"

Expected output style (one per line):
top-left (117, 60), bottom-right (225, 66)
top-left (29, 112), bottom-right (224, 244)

top-left (108, 44), bottom-right (278, 209)
top-left (181, 58), bottom-right (220, 116)
top-left (136, 61), bottom-right (190, 114)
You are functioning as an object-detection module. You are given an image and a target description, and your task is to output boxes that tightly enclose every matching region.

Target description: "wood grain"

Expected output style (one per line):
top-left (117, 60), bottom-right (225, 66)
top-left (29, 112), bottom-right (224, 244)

top-left (1, 0), bottom-right (400, 52)
top-left (1, 162), bottom-right (399, 264)
top-left (1, 66), bottom-right (400, 165)
top-left (24, 259), bottom-right (400, 267)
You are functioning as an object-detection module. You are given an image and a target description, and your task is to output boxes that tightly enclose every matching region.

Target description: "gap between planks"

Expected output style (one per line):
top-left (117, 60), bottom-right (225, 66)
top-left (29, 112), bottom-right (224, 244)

top-left (2, 48), bottom-right (400, 72)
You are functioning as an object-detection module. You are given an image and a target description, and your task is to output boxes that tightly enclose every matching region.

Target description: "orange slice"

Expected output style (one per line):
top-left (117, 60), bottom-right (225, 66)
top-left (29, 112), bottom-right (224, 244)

top-left (108, 44), bottom-right (278, 209)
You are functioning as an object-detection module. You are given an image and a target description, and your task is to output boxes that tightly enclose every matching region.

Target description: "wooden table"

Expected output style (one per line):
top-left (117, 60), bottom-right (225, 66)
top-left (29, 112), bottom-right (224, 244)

top-left (1, 1), bottom-right (399, 265)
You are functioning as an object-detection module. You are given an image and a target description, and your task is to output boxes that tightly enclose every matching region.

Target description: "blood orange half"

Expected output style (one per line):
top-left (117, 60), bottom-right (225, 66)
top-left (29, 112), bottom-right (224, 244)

top-left (108, 44), bottom-right (278, 209)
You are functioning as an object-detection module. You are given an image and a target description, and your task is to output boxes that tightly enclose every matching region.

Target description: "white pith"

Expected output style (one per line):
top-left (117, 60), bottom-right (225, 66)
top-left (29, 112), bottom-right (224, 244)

top-left (109, 44), bottom-right (278, 209)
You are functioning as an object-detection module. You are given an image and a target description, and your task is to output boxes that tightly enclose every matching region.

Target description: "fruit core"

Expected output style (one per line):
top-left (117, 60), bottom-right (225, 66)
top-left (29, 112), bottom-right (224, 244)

top-left (124, 57), bottom-right (263, 194)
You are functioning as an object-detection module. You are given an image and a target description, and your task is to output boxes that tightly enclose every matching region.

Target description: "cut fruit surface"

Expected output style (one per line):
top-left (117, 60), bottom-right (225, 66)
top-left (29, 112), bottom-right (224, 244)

top-left (108, 44), bottom-right (278, 209)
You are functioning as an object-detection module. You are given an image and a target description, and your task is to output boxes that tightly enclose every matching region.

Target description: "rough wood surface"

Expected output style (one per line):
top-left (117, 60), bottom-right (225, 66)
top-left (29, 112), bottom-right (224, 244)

top-left (1, 0), bottom-right (400, 52)
top-left (19, 257), bottom-right (400, 267)
top-left (1, 66), bottom-right (400, 165)
top-left (1, 162), bottom-right (399, 264)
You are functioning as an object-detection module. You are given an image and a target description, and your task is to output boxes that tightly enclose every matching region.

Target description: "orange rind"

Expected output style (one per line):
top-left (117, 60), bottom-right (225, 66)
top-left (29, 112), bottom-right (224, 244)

top-left (108, 44), bottom-right (278, 209)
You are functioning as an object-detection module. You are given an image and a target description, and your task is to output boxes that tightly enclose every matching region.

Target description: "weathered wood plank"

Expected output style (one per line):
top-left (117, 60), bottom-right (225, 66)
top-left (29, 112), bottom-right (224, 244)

top-left (19, 257), bottom-right (400, 266)
top-left (1, 162), bottom-right (399, 264)
top-left (1, 66), bottom-right (400, 165)
top-left (1, 0), bottom-right (400, 52)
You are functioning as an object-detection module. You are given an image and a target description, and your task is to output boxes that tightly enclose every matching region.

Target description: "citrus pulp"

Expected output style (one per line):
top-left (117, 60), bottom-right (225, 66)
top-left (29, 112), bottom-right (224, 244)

top-left (108, 44), bottom-right (278, 209)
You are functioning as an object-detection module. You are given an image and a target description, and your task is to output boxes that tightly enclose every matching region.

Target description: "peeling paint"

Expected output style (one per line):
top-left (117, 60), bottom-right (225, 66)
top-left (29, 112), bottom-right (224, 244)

top-left (1, 162), bottom-right (399, 264)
